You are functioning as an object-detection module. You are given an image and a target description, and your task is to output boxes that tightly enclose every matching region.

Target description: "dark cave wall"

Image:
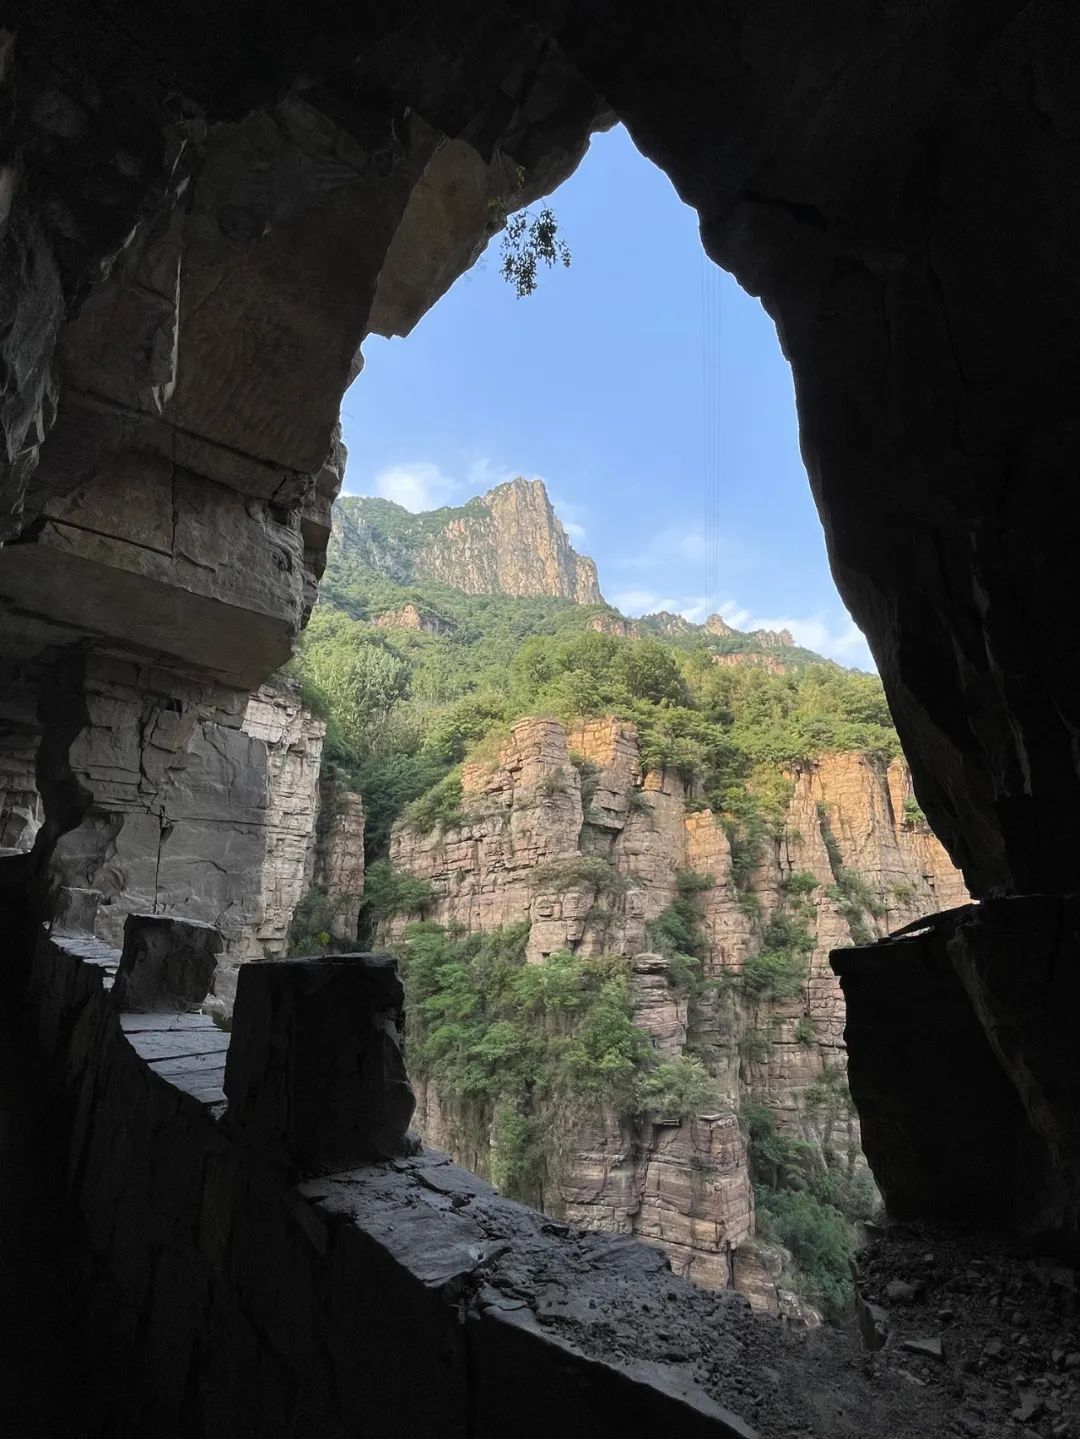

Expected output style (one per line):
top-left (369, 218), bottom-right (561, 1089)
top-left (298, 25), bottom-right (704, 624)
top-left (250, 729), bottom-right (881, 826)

top-left (523, 0), bottom-right (1080, 899)
top-left (0, 3), bottom-right (604, 950)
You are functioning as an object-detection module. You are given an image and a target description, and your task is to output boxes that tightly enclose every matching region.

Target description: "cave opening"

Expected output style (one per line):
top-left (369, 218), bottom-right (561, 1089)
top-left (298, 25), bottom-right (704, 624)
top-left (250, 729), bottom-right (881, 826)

top-left (301, 119), bottom-right (966, 1327)
top-left (3, 5), bottom-right (1080, 1436)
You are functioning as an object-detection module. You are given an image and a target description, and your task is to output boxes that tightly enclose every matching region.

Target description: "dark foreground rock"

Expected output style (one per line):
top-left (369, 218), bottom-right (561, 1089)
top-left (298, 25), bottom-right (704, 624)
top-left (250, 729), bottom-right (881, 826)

top-left (835, 897), bottom-right (1080, 1256)
top-left (23, 927), bottom-right (1017, 1439)
top-left (111, 913), bottom-right (222, 1013)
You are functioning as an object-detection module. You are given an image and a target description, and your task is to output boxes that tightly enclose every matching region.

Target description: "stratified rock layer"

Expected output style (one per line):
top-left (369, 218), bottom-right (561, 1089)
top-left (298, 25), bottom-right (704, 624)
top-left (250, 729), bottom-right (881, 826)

top-left (47, 674), bottom-right (362, 1005)
top-left (388, 716), bottom-right (967, 1302)
top-left (422, 479), bottom-right (602, 603)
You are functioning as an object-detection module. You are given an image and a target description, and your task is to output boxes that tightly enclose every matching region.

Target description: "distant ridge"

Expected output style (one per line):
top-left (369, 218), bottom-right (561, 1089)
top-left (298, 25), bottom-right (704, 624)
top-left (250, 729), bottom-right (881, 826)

top-left (329, 476), bottom-right (829, 668)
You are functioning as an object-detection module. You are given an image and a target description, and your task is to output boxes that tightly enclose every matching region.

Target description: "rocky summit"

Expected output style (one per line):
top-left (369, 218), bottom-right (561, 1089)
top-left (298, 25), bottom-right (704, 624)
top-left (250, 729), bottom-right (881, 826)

top-left (332, 477), bottom-right (602, 604)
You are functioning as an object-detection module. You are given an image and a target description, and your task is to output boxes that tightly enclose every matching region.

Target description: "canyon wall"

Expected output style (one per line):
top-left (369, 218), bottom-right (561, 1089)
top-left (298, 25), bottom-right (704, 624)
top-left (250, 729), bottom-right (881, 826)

top-left (0, 9), bottom-right (601, 992)
top-left (40, 674), bottom-right (363, 1003)
top-left (388, 717), bottom-right (966, 1309)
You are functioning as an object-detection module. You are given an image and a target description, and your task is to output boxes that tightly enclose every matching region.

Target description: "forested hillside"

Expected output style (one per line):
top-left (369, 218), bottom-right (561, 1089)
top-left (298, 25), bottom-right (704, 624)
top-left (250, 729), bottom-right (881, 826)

top-left (296, 546), bottom-right (898, 869)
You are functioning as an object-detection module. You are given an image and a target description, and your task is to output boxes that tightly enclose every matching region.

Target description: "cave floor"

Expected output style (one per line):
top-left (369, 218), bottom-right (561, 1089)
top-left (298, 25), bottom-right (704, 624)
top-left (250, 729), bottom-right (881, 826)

top-left (854, 1224), bottom-right (1080, 1439)
top-left (0, 1012), bottom-right (97, 1439)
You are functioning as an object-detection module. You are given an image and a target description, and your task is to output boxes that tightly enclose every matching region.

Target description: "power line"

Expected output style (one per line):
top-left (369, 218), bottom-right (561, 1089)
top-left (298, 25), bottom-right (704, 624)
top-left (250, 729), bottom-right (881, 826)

top-left (701, 250), bottom-right (722, 619)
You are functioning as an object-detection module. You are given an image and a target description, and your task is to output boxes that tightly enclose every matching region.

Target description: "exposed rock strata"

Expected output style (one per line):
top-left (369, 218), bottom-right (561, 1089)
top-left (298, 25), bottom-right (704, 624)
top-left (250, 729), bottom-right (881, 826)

top-left (316, 785), bottom-right (366, 943)
top-left (372, 604), bottom-right (455, 636)
top-left (710, 653), bottom-right (789, 676)
top-left (387, 716), bottom-right (967, 1302)
top-left (588, 613), bottom-right (640, 639)
top-left (44, 673), bottom-right (361, 1003)
top-left (234, 681), bottom-right (328, 960)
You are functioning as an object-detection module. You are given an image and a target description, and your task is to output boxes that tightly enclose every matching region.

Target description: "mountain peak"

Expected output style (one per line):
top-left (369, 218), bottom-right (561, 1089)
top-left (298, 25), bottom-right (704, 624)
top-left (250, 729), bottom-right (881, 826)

top-left (333, 476), bottom-right (601, 604)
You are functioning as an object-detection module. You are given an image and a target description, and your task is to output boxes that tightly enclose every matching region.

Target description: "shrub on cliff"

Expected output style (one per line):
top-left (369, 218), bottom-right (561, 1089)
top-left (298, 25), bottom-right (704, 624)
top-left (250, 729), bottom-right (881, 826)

top-left (636, 1055), bottom-right (717, 1122)
top-left (402, 769), bottom-right (468, 833)
top-left (532, 855), bottom-right (631, 897)
top-left (739, 913), bottom-right (814, 1003)
top-left (362, 861), bottom-right (436, 920)
top-left (396, 926), bottom-right (730, 1204)
top-left (646, 870), bottom-right (714, 997)
top-left (740, 949), bottom-right (809, 1003)
top-left (743, 1090), bottom-right (873, 1321)
top-left (396, 925), bottom-right (649, 1207)
top-left (287, 887), bottom-right (337, 955)
top-left (754, 1187), bottom-right (855, 1323)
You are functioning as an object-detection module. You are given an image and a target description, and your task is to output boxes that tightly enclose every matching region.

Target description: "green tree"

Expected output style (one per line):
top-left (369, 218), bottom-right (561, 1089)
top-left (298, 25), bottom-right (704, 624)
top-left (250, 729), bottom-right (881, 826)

top-left (298, 609), bottom-right (409, 753)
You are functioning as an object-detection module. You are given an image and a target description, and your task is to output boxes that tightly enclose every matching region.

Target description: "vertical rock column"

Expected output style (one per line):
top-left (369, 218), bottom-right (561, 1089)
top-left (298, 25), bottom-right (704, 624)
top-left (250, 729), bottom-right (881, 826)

top-left (315, 782), bottom-right (365, 943)
top-left (236, 681), bottom-right (327, 959)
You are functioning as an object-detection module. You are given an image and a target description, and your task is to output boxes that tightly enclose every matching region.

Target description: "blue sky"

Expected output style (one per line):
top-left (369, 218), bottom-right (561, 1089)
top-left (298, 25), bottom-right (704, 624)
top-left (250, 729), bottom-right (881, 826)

top-left (341, 124), bottom-right (872, 669)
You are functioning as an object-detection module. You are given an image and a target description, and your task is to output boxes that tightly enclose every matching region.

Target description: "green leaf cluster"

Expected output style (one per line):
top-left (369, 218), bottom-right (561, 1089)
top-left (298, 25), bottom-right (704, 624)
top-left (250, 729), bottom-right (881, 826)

top-left (362, 861), bottom-right (437, 921)
top-left (741, 1096), bottom-right (875, 1322)
top-left (500, 207), bottom-right (572, 298)
top-left (398, 924), bottom-right (719, 1208)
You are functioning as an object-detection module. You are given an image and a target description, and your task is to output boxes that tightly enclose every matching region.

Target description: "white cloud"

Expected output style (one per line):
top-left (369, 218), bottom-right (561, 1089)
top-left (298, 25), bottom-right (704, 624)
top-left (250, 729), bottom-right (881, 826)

top-left (609, 590), bottom-right (874, 668)
top-left (371, 461), bottom-right (463, 512)
top-left (616, 524), bottom-right (748, 572)
top-left (611, 588), bottom-right (709, 620)
top-left (467, 456), bottom-right (516, 491)
top-left (716, 602), bottom-right (752, 630)
top-left (611, 588), bottom-right (668, 613)
top-left (718, 601), bottom-right (873, 668)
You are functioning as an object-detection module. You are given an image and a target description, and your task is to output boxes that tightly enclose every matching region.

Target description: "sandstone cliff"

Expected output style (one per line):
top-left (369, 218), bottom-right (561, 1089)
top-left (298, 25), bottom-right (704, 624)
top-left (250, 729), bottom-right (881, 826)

top-left (331, 478), bottom-right (601, 603)
top-left (386, 716), bottom-right (966, 1313)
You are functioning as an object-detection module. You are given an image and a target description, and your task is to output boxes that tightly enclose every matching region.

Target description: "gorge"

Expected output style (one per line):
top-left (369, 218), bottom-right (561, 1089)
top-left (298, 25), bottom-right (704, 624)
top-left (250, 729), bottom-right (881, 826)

top-left (279, 475), bottom-right (969, 1322)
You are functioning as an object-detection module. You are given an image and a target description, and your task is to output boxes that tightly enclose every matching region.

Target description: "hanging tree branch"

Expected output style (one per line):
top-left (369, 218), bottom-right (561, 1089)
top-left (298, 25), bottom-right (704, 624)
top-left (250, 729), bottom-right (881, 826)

top-left (499, 207), bottom-right (572, 298)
